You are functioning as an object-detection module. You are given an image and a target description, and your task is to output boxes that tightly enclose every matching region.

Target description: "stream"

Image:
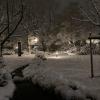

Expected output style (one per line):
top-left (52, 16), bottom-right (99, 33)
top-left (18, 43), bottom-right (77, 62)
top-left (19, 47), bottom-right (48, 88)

top-left (11, 79), bottom-right (65, 100)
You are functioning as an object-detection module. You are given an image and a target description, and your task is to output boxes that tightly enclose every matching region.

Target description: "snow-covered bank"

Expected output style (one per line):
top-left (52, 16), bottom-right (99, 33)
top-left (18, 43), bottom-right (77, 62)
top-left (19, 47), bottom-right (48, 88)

top-left (23, 55), bottom-right (100, 100)
top-left (0, 55), bottom-right (33, 100)
top-left (3, 54), bottom-right (100, 100)
top-left (0, 69), bottom-right (15, 100)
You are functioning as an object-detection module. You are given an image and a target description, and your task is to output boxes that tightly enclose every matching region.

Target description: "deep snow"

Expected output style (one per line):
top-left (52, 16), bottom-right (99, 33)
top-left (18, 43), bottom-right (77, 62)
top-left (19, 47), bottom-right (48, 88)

top-left (2, 54), bottom-right (100, 100)
top-left (0, 69), bottom-right (15, 100)
top-left (0, 55), bottom-right (33, 100)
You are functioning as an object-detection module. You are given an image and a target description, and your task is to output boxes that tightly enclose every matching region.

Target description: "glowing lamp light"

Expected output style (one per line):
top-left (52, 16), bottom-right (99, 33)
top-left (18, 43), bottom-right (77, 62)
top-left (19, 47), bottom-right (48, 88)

top-left (86, 40), bottom-right (89, 44)
top-left (47, 55), bottom-right (73, 59)
top-left (86, 39), bottom-right (100, 44)
top-left (15, 46), bottom-right (18, 49)
top-left (34, 38), bottom-right (38, 42)
top-left (55, 51), bottom-right (59, 57)
top-left (55, 51), bottom-right (59, 55)
top-left (93, 40), bottom-right (100, 44)
top-left (30, 37), bottom-right (39, 44)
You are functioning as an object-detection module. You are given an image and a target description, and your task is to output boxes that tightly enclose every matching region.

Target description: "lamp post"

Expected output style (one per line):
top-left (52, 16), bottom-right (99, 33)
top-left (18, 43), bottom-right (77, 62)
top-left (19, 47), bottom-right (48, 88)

top-left (88, 33), bottom-right (94, 78)
top-left (89, 38), bottom-right (94, 78)
top-left (18, 42), bottom-right (22, 56)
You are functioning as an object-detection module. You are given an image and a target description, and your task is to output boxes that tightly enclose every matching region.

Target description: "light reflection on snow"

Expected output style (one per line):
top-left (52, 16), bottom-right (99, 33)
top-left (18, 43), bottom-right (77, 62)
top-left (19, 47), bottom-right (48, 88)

top-left (47, 55), bottom-right (72, 59)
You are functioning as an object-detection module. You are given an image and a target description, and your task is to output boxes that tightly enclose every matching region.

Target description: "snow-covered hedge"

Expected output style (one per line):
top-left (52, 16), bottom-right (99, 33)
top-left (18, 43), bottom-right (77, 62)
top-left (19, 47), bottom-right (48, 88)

top-left (3, 49), bottom-right (14, 55)
top-left (66, 44), bottom-right (100, 55)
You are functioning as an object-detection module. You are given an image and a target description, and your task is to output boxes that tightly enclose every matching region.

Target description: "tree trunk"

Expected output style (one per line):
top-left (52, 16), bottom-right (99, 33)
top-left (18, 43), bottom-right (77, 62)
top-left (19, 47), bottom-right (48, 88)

top-left (0, 43), bottom-right (4, 68)
top-left (41, 40), bottom-right (47, 52)
top-left (0, 43), bottom-right (3, 57)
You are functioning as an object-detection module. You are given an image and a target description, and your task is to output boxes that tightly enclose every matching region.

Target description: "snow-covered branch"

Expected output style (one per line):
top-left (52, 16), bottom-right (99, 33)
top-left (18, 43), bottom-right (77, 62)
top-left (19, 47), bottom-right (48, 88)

top-left (72, 0), bottom-right (100, 26)
top-left (81, 7), bottom-right (100, 26)
top-left (71, 17), bottom-right (90, 22)
top-left (90, 0), bottom-right (100, 17)
top-left (72, 6), bottom-right (100, 26)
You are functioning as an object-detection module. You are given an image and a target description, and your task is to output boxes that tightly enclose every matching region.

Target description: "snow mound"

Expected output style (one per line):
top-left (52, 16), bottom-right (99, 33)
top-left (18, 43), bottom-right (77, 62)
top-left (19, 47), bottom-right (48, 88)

top-left (0, 57), bottom-right (5, 68)
top-left (0, 69), bottom-right (16, 100)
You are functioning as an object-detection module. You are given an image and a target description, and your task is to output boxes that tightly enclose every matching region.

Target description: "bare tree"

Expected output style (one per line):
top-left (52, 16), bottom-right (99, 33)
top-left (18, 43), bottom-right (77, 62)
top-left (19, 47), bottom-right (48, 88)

top-left (22, 0), bottom-right (60, 52)
top-left (70, 0), bottom-right (100, 33)
top-left (53, 1), bottom-right (99, 48)
top-left (0, 0), bottom-right (24, 57)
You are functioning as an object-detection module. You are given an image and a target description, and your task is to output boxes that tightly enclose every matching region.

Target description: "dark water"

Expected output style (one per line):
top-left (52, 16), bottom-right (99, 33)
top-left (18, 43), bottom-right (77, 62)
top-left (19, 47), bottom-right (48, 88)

top-left (11, 80), bottom-right (65, 100)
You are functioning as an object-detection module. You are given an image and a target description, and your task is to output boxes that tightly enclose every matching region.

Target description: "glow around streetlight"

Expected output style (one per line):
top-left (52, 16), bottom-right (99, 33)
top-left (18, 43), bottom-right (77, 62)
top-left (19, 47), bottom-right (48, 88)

top-left (31, 37), bottom-right (39, 44)
top-left (47, 55), bottom-right (73, 59)
top-left (15, 46), bottom-right (18, 49)
top-left (86, 39), bottom-right (100, 44)
top-left (34, 38), bottom-right (39, 43)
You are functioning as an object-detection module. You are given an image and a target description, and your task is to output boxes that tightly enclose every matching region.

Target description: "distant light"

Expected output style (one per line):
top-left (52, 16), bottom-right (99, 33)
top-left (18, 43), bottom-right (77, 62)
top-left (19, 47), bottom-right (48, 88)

top-left (93, 40), bottom-right (100, 44)
top-left (86, 39), bottom-right (100, 44)
top-left (48, 56), bottom-right (63, 59)
top-left (31, 37), bottom-right (39, 44)
top-left (86, 40), bottom-right (90, 44)
top-left (47, 55), bottom-right (73, 59)
top-left (15, 46), bottom-right (18, 49)
top-left (34, 38), bottom-right (38, 42)
top-left (55, 51), bottom-right (59, 55)
top-left (67, 51), bottom-right (76, 56)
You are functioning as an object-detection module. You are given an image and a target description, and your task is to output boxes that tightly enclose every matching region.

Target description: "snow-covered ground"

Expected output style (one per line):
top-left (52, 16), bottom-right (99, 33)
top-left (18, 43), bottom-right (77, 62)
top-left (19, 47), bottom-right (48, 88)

top-left (3, 54), bottom-right (100, 100)
top-left (0, 54), bottom-right (33, 100)
top-left (3, 54), bottom-right (34, 73)
top-left (0, 69), bottom-right (15, 100)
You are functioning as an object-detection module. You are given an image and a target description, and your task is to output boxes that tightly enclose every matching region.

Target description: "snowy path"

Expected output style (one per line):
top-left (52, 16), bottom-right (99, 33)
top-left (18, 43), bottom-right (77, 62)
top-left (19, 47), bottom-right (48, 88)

top-left (3, 54), bottom-right (100, 100)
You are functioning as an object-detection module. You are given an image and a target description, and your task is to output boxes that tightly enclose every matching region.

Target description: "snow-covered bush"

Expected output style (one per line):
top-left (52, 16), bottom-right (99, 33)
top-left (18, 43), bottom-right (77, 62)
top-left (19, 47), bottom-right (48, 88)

top-left (22, 49), bottom-right (29, 55)
top-left (3, 49), bottom-right (14, 55)
top-left (66, 47), bottom-right (78, 55)
top-left (66, 44), bottom-right (100, 55)
top-left (79, 45), bottom-right (90, 55)
top-left (35, 53), bottom-right (47, 60)
top-left (34, 52), bottom-right (47, 65)
top-left (79, 44), bottom-right (100, 55)
top-left (0, 69), bottom-right (16, 100)
top-left (0, 57), bottom-right (5, 68)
